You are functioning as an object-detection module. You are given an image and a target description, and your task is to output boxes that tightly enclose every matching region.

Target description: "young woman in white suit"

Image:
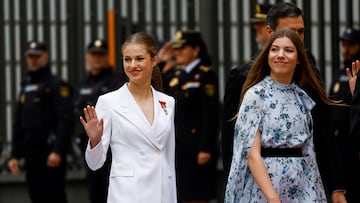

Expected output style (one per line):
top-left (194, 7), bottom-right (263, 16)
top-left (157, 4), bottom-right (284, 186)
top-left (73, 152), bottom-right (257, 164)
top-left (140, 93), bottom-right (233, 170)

top-left (80, 32), bottom-right (177, 203)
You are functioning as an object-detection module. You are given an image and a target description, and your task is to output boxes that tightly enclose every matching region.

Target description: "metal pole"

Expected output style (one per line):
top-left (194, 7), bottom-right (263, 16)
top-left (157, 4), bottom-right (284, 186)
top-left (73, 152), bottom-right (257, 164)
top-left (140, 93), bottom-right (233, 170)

top-left (126, 0), bottom-right (133, 37)
top-left (237, 0), bottom-right (244, 66)
top-left (90, 0), bottom-right (98, 39)
top-left (175, 0), bottom-right (181, 30)
top-left (33, 0), bottom-right (38, 39)
top-left (19, 0), bottom-right (28, 77)
top-left (187, 0), bottom-right (195, 29)
top-left (222, 0), bottom-right (231, 79)
top-left (138, 0), bottom-right (145, 31)
top-left (150, 0), bottom-right (157, 38)
top-left (331, 0), bottom-right (340, 77)
top-left (0, 0), bottom-right (5, 155)
top-left (162, 0), bottom-right (170, 41)
top-left (346, 0), bottom-right (353, 27)
top-left (318, 0), bottom-right (326, 77)
top-left (199, 0), bottom-right (219, 73)
top-left (56, 0), bottom-right (62, 75)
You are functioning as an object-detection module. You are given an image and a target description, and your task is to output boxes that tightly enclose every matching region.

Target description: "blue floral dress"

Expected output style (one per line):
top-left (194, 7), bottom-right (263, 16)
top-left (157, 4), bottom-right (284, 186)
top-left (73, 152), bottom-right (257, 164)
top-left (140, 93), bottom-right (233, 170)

top-left (225, 76), bottom-right (327, 203)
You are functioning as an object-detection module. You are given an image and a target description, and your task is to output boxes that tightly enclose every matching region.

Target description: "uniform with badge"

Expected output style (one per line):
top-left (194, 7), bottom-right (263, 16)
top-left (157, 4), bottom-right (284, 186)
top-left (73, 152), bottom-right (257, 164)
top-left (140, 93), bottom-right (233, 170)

top-left (328, 28), bottom-right (360, 203)
top-left (74, 39), bottom-right (127, 203)
top-left (10, 41), bottom-right (73, 203)
top-left (163, 31), bottom-right (219, 202)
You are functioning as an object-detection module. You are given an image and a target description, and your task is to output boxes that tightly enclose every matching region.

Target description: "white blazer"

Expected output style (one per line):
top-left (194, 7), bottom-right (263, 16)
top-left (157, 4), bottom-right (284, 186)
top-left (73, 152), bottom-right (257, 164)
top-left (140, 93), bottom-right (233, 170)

top-left (85, 84), bottom-right (177, 203)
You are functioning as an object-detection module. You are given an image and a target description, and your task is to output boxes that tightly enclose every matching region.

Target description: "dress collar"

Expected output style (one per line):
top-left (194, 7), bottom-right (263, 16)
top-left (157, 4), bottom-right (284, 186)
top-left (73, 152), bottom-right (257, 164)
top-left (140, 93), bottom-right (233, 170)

top-left (264, 76), bottom-right (315, 111)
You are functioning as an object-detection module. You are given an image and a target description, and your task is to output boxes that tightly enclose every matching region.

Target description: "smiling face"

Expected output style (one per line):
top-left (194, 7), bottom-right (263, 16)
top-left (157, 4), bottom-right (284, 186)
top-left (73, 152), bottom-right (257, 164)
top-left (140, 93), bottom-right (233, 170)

top-left (268, 36), bottom-right (299, 84)
top-left (122, 43), bottom-right (158, 87)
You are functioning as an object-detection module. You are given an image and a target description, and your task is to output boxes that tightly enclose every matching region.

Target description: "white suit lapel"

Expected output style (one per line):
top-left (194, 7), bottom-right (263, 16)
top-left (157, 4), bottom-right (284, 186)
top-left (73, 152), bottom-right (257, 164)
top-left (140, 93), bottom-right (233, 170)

top-left (113, 85), bottom-right (162, 150)
top-left (152, 90), bottom-right (172, 139)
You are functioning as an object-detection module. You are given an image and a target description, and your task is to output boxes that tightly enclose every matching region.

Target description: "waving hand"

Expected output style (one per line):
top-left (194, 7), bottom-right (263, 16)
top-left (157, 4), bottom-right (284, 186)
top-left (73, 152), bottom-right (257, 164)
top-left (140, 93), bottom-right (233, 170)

top-left (79, 105), bottom-right (104, 148)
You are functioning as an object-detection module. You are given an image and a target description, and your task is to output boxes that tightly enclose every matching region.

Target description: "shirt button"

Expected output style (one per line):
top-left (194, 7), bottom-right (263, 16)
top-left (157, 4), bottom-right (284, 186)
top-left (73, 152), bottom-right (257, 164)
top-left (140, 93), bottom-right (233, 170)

top-left (139, 150), bottom-right (144, 155)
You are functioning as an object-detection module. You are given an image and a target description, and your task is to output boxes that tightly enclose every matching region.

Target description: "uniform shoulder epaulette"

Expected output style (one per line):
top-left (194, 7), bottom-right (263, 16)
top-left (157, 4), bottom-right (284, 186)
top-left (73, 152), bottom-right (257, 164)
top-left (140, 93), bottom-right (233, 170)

top-left (199, 65), bottom-right (211, 72)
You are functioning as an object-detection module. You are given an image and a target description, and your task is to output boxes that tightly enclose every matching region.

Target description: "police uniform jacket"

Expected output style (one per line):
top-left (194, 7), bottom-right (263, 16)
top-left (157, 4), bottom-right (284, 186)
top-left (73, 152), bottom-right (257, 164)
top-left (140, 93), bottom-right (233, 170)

top-left (85, 84), bottom-right (177, 203)
top-left (11, 66), bottom-right (73, 158)
top-left (74, 67), bottom-right (126, 110)
top-left (163, 60), bottom-right (219, 199)
top-left (164, 61), bottom-right (219, 159)
top-left (74, 67), bottom-right (127, 149)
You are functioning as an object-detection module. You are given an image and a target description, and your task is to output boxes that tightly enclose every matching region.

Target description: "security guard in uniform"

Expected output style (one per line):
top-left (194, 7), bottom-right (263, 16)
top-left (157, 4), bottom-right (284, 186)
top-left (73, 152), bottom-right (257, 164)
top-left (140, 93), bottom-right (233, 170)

top-left (74, 39), bottom-right (127, 203)
top-left (163, 31), bottom-right (219, 203)
top-left (329, 28), bottom-right (360, 203)
top-left (8, 41), bottom-right (73, 203)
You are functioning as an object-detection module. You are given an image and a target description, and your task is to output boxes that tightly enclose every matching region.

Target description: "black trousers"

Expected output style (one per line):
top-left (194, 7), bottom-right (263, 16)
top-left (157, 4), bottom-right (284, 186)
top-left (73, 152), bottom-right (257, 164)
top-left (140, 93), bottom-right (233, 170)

top-left (337, 135), bottom-right (360, 203)
top-left (25, 155), bottom-right (67, 203)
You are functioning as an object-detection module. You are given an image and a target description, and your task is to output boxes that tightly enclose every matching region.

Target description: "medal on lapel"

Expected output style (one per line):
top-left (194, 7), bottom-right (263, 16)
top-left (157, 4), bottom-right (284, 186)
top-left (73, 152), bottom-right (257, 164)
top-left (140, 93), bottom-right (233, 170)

top-left (159, 100), bottom-right (168, 115)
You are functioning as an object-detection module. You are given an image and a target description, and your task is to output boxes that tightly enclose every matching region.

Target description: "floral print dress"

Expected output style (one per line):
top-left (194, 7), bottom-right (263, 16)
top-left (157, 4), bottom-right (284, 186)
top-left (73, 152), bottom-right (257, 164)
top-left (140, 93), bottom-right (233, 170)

top-left (225, 76), bottom-right (327, 203)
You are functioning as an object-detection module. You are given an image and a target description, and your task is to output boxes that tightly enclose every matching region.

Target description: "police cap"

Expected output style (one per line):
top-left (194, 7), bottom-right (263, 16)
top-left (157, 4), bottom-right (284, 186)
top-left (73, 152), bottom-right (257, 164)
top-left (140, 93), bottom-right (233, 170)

top-left (172, 30), bottom-right (205, 49)
top-left (87, 39), bottom-right (108, 53)
top-left (250, 3), bottom-right (272, 23)
top-left (339, 28), bottom-right (360, 43)
top-left (25, 41), bottom-right (47, 56)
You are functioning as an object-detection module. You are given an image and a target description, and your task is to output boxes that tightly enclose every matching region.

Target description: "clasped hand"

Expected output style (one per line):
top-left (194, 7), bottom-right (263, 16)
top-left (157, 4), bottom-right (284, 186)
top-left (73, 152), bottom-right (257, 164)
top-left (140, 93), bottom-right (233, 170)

top-left (79, 105), bottom-right (104, 148)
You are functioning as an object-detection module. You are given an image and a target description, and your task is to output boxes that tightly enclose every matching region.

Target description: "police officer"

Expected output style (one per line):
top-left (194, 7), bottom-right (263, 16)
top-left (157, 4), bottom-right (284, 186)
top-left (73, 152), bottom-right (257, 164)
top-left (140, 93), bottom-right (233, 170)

top-left (329, 28), bottom-right (360, 203)
top-left (7, 41), bottom-right (73, 203)
top-left (74, 39), bottom-right (127, 203)
top-left (250, 3), bottom-right (273, 52)
top-left (163, 31), bottom-right (219, 203)
top-left (330, 28), bottom-right (360, 103)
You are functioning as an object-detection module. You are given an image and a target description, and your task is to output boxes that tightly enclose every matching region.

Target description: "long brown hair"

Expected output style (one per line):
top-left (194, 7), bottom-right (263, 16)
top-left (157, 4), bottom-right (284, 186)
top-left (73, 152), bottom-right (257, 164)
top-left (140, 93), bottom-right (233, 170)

top-left (122, 32), bottom-right (163, 91)
top-left (240, 28), bottom-right (333, 105)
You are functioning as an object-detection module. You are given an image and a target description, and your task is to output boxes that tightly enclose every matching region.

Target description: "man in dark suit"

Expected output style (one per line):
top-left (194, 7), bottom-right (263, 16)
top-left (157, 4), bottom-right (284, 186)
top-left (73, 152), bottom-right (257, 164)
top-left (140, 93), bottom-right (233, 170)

top-left (222, 2), bottom-right (347, 203)
top-left (347, 60), bottom-right (360, 147)
top-left (329, 28), bottom-right (360, 203)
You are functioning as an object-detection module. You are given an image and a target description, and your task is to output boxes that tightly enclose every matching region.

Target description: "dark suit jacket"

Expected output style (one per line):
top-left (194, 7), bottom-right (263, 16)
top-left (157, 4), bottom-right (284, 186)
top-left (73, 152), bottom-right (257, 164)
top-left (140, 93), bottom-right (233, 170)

top-left (221, 53), bottom-right (346, 197)
top-left (351, 73), bottom-right (360, 137)
top-left (221, 62), bottom-right (251, 175)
